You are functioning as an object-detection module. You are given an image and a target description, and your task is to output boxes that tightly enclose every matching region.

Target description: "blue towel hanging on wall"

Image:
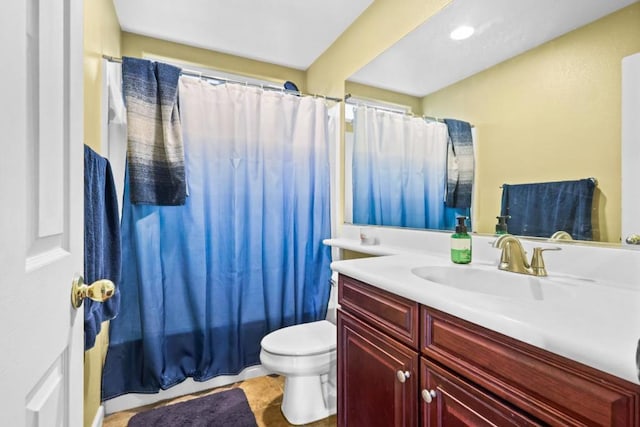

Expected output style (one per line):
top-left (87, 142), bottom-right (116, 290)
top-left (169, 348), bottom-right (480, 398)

top-left (84, 145), bottom-right (121, 349)
top-left (500, 178), bottom-right (596, 240)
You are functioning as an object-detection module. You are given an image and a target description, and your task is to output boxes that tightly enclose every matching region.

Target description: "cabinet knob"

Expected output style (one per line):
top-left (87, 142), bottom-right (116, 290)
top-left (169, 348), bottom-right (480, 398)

top-left (421, 389), bottom-right (437, 404)
top-left (396, 370), bottom-right (411, 383)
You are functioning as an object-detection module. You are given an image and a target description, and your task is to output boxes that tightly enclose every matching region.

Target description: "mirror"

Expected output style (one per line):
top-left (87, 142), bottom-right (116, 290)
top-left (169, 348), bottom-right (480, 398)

top-left (344, 0), bottom-right (640, 243)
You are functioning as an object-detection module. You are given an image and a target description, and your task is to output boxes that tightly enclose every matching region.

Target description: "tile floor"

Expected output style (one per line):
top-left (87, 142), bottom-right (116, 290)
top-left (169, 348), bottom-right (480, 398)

top-left (103, 375), bottom-right (337, 427)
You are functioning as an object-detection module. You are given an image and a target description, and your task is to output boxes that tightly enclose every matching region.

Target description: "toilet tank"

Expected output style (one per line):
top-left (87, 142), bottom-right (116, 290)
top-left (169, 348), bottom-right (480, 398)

top-left (325, 272), bottom-right (339, 324)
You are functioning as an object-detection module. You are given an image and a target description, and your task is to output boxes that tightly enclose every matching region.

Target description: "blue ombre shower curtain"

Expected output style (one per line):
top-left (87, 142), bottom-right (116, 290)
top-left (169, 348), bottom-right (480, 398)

top-left (351, 106), bottom-right (468, 229)
top-left (102, 77), bottom-right (332, 399)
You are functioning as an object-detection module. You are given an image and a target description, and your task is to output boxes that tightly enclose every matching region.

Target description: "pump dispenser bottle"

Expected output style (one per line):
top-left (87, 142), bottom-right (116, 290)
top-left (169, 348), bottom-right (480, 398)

top-left (495, 215), bottom-right (510, 235)
top-left (451, 216), bottom-right (472, 264)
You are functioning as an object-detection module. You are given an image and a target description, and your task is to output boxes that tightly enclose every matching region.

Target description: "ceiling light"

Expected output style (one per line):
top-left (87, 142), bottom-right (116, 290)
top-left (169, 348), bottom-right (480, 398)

top-left (450, 25), bottom-right (474, 41)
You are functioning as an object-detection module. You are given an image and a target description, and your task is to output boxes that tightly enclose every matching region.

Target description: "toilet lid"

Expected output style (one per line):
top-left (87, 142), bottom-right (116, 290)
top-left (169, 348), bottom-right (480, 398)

top-left (261, 320), bottom-right (336, 356)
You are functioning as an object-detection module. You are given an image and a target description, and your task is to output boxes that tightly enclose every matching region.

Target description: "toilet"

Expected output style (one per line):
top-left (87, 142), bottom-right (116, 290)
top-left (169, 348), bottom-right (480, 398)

top-left (259, 274), bottom-right (338, 425)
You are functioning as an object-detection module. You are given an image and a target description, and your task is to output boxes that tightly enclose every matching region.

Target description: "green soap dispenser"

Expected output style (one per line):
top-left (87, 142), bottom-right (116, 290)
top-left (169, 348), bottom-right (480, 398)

top-left (495, 215), bottom-right (510, 235)
top-left (451, 216), bottom-right (472, 264)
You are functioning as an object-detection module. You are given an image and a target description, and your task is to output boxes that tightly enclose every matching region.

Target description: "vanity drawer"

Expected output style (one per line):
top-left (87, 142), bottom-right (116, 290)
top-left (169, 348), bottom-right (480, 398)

top-left (339, 274), bottom-right (419, 348)
top-left (421, 357), bottom-right (543, 426)
top-left (421, 306), bottom-right (640, 426)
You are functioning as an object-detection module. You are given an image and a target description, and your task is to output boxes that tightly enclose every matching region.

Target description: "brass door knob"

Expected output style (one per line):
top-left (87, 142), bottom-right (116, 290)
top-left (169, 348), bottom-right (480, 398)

top-left (71, 274), bottom-right (115, 309)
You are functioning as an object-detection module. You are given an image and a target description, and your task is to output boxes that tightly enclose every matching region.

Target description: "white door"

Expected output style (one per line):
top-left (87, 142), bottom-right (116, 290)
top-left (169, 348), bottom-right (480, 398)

top-left (0, 0), bottom-right (85, 426)
top-left (622, 53), bottom-right (640, 245)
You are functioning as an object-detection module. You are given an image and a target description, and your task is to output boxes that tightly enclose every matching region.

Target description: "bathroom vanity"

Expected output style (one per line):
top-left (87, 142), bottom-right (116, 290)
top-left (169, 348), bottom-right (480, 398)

top-left (337, 274), bottom-right (640, 426)
top-left (331, 245), bottom-right (640, 427)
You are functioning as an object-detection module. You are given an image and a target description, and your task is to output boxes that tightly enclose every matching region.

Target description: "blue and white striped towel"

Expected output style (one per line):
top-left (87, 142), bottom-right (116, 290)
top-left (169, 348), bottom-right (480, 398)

top-left (444, 119), bottom-right (474, 208)
top-left (123, 57), bottom-right (186, 205)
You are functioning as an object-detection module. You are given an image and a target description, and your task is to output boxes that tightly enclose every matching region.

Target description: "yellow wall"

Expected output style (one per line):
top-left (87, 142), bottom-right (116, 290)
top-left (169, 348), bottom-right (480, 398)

top-left (83, 0), bottom-right (121, 152)
top-left (83, 0), bottom-right (121, 425)
top-left (84, 0), bottom-right (120, 426)
top-left (81, 24), bottom-right (317, 427)
top-left (121, 32), bottom-right (306, 90)
top-left (422, 3), bottom-right (640, 243)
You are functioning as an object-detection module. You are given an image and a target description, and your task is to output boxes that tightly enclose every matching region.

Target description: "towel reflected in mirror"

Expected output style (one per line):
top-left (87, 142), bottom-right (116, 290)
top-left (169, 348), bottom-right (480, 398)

top-left (500, 178), bottom-right (596, 240)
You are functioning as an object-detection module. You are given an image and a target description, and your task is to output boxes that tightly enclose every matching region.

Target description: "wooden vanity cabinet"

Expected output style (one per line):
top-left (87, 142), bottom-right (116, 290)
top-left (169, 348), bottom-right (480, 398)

top-left (422, 306), bottom-right (640, 426)
top-left (338, 274), bottom-right (419, 426)
top-left (338, 274), bottom-right (640, 427)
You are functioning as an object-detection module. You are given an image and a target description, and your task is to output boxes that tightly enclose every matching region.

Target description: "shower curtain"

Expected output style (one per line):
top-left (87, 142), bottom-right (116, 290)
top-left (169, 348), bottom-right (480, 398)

top-left (351, 106), bottom-right (468, 229)
top-left (102, 77), bottom-right (332, 399)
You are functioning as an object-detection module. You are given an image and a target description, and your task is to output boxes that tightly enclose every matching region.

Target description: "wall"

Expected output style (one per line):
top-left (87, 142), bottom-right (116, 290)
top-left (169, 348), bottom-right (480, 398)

top-left (83, 0), bottom-right (121, 425)
top-left (422, 3), bottom-right (640, 242)
top-left (83, 0), bottom-right (121, 152)
top-left (121, 32), bottom-right (306, 89)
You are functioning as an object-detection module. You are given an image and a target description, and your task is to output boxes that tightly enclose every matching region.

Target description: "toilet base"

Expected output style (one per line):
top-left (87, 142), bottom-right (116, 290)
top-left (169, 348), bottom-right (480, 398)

top-left (281, 373), bottom-right (336, 425)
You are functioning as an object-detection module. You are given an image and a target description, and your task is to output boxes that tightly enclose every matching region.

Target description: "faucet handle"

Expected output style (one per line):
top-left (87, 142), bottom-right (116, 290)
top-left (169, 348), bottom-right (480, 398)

top-left (530, 247), bottom-right (561, 276)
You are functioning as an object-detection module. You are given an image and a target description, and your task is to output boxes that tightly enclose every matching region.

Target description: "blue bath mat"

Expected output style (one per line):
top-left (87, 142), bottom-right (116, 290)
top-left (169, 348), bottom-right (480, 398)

top-left (127, 388), bottom-right (258, 427)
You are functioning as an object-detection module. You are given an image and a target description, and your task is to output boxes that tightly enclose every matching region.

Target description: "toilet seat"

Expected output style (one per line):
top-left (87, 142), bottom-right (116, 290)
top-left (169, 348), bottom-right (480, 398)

top-left (261, 320), bottom-right (336, 356)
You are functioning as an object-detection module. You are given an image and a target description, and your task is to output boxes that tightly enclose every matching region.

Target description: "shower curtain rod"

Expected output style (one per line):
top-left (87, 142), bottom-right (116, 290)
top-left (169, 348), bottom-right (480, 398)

top-left (103, 55), bottom-right (343, 103)
top-left (344, 93), bottom-right (474, 127)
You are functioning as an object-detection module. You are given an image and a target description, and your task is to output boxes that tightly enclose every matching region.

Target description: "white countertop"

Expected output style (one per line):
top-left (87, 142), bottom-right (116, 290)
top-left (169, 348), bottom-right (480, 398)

top-left (330, 252), bottom-right (640, 385)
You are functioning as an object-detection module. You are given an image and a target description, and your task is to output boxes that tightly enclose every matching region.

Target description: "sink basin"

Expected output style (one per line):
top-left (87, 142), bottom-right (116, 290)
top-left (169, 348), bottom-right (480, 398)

top-left (411, 265), bottom-right (577, 301)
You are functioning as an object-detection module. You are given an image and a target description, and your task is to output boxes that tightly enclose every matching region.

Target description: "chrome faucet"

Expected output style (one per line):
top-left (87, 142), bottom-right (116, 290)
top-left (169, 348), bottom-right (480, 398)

top-left (492, 234), bottom-right (560, 277)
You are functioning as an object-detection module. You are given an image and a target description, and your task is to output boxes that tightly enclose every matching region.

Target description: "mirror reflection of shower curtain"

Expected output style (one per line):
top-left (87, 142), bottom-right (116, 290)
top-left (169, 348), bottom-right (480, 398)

top-left (102, 76), bottom-right (332, 399)
top-left (351, 106), bottom-right (468, 229)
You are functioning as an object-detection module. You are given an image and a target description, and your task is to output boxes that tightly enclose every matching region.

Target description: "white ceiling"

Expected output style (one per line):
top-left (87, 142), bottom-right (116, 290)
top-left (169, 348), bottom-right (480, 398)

top-left (113, 0), bottom-right (373, 70)
top-left (349, 0), bottom-right (638, 97)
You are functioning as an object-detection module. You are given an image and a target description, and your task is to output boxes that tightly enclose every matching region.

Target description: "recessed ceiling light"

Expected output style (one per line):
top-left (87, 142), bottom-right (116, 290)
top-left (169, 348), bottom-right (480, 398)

top-left (450, 25), bottom-right (474, 41)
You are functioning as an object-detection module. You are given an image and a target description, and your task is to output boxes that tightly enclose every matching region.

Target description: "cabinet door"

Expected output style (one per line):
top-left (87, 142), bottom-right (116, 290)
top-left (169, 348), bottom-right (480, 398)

top-left (421, 358), bottom-right (542, 427)
top-left (338, 310), bottom-right (418, 427)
